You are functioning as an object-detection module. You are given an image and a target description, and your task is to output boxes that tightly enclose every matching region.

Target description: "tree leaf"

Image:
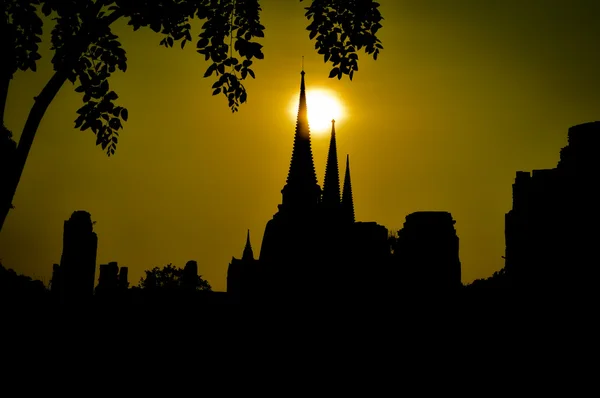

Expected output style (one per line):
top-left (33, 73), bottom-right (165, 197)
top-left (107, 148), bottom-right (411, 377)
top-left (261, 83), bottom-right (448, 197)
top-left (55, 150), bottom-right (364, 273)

top-left (197, 37), bottom-right (209, 48)
top-left (105, 91), bottom-right (118, 101)
top-left (204, 63), bottom-right (217, 78)
top-left (150, 22), bottom-right (161, 33)
top-left (109, 118), bottom-right (121, 130)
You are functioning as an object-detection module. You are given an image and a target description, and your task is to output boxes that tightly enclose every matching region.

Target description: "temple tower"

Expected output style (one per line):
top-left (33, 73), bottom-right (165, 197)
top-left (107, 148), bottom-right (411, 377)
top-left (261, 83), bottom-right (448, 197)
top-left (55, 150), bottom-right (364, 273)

top-left (260, 70), bottom-right (323, 262)
top-left (321, 119), bottom-right (341, 216)
top-left (242, 229), bottom-right (254, 261)
top-left (227, 229), bottom-right (259, 299)
top-left (278, 70), bottom-right (322, 216)
top-left (257, 70), bottom-right (326, 296)
top-left (341, 155), bottom-right (355, 224)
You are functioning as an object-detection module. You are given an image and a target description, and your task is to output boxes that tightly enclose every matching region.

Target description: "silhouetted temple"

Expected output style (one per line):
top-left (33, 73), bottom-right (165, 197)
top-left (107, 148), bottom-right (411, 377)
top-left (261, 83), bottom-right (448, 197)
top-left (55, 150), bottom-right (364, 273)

top-left (393, 211), bottom-right (462, 289)
top-left (50, 211), bottom-right (98, 302)
top-left (96, 261), bottom-right (129, 294)
top-left (181, 260), bottom-right (200, 290)
top-left (227, 230), bottom-right (259, 300)
top-left (228, 70), bottom-right (389, 299)
top-left (505, 121), bottom-right (600, 288)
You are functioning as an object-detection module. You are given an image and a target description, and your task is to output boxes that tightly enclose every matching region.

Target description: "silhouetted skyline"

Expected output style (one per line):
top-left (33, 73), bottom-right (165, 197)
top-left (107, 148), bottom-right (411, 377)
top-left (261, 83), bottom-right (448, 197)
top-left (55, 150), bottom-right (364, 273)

top-left (3, 1), bottom-right (600, 291)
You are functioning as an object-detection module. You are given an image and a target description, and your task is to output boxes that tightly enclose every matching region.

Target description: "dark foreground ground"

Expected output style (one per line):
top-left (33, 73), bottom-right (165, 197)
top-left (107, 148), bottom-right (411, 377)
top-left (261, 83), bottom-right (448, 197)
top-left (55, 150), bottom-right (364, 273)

top-left (2, 287), bottom-right (595, 394)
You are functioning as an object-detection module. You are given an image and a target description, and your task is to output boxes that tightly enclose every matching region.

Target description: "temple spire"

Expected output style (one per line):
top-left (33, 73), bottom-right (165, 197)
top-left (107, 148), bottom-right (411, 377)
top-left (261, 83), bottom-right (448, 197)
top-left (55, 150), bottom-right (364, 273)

top-left (280, 69), bottom-right (321, 212)
top-left (341, 154), bottom-right (355, 224)
top-left (242, 229), bottom-right (254, 260)
top-left (322, 119), bottom-right (341, 209)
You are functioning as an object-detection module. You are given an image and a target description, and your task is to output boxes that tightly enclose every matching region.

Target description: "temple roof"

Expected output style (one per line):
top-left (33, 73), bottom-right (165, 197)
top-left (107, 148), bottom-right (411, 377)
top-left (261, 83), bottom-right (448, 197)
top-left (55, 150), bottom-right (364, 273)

top-left (242, 229), bottom-right (254, 261)
top-left (322, 119), bottom-right (341, 209)
top-left (285, 71), bottom-right (319, 190)
top-left (341, 154), bottom-right (355, 224)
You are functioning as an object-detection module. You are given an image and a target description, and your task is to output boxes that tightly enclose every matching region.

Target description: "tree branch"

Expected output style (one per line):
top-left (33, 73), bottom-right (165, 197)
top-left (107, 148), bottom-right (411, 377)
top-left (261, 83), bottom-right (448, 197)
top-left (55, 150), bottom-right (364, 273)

top-left (0, 74), bottom-right (9, 126)
top-left (12, 5), bottom-right (125, 189)
top-left (0, 16), bottom-right (13, 126)
top-left (0, 5), bottom-right (126, 232)
top-left (0, 67), bottom-right (70, 231)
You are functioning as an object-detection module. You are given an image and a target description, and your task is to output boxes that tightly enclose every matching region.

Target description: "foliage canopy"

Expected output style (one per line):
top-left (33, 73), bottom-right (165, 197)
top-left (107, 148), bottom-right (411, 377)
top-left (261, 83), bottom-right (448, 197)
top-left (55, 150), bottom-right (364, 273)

top-left (2, 0), bottom-right (383, 156)
top-left (138, 263), bottom-right (212, 291)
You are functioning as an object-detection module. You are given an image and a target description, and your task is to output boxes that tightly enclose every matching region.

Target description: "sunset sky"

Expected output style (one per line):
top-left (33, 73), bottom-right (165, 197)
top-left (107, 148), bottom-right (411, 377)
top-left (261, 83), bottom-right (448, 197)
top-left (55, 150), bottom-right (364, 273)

top-left (2, 0), bottom-right (600, 292)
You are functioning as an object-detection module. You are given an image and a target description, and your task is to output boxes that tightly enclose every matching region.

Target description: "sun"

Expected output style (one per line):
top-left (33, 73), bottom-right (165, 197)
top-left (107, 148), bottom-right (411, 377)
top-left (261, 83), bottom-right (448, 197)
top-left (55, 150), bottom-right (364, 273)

top-left (289, 88), bottom-right (344, 135)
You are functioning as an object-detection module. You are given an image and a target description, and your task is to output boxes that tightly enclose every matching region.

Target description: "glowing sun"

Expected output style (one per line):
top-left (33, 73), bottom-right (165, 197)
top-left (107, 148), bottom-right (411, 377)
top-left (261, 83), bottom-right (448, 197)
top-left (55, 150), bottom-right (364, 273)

top-left (289, 88), bottom-right (344, 135)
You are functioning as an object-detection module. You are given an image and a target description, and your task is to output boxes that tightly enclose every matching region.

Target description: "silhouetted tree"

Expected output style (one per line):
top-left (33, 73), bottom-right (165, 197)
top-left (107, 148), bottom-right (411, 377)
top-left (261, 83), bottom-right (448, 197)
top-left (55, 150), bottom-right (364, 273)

top-left (0, 261), bottom-right (48, 302)
top-left (0, 125), bottom-right (16, 212)
top-left (0, 0), bottom-right (384, 232)
top-left (138, 263), bottom-right (212, 291)
top-left (466, 267), bottom-right (510, 289)
top-left (387, 229), bottom-right (399, 255)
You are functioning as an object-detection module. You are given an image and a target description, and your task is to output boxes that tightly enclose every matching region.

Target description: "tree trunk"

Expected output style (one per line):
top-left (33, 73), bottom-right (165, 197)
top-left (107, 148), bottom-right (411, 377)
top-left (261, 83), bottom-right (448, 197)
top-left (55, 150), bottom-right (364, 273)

top-left (0, 13), bottom-right (11, 124)
top-left (0, 7), bottom-right (124, 233)
top-left (0, 74), bottom-right (9, 123)
top-left (0, 73), bottom-right (13, 219)
top-left (0, 13), bottom-right (15, 230)
top-left (0, 69), bottom-right (69, 232)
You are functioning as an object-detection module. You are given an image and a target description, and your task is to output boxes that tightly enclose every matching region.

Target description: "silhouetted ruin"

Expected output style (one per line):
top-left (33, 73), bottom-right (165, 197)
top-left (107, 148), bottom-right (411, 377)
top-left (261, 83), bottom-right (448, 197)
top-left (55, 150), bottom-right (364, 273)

top-left (50, 263), bottom-right (62, 299)
top-left (181, 260), bottom-right (199, 290)
top-left (50, 211), bottom-right (98, 303)
top-left (98, 262), bottom-right (119, 291)
top-left (393, 211), bottom-right (462, 289)
top-left (96, 261), bottom-right (129, 299)
top-left (505, 121), bottom-right (600, 289)
top-left (119, 266), bottom-right (129, 290)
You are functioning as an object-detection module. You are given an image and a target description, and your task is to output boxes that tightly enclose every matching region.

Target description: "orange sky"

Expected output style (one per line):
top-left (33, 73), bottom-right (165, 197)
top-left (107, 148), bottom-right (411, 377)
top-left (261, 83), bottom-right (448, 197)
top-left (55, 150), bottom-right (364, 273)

top-left (2, 0), bottom-right (600, 291)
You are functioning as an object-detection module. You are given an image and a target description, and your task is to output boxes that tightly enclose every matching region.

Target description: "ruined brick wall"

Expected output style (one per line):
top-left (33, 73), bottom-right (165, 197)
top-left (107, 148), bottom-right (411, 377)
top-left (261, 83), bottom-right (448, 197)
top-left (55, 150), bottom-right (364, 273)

top-left (59, 211), bottom-right (98, 301)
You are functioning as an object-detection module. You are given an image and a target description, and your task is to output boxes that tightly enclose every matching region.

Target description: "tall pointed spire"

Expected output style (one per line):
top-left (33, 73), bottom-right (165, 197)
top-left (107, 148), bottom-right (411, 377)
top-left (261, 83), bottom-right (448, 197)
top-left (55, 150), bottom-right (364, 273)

top-left (242, 229), bottom-right (254, 260)
top-left (322, 119), bottom-right (341, 209)
top-left (280, 69), bottom-right (321, 212)
top-left (341, 154), bottom-right (355, 224)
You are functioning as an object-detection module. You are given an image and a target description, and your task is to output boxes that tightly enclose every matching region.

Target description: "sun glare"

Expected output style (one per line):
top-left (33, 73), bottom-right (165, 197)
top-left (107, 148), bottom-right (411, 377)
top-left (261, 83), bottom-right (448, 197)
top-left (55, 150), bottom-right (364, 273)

top-left (289, 89), bottom-right (344, 135)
